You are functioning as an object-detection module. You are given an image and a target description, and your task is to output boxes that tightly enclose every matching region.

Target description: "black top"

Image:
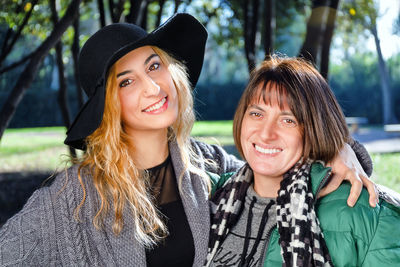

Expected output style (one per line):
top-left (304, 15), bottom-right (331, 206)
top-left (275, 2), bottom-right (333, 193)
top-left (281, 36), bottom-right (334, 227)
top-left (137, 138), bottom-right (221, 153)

top-left (145, 155), bottom-right (195, 267)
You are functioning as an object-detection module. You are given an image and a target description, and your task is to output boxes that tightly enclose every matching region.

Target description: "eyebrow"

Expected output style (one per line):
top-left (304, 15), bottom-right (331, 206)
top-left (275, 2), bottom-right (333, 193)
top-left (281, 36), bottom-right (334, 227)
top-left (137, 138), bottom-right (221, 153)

top-left (116, 53), bottom-right (159, 78)
top-left (248, 104), bottom-right (294, 116)
top-left (249, 104), bottom-right (264, 111)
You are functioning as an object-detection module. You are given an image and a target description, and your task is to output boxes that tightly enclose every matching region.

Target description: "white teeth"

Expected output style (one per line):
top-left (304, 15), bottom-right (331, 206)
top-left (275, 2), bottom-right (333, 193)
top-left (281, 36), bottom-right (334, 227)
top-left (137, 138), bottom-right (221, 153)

top-left (255, 145), bottom-right (282, 154)
top-left (144, 97), bottom-right (166, 112)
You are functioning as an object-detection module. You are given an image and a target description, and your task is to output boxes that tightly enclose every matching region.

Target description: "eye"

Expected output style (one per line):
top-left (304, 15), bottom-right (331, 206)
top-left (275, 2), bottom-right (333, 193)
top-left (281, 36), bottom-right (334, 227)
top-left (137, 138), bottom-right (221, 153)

top-left (281, 118), bottom-right (297, 127)
top-left (119, 79), bottom-right (133, 88)
top-left (149, 62), bottom-right (160, 72)
top-left (249, 111), bottom-right (263, 118)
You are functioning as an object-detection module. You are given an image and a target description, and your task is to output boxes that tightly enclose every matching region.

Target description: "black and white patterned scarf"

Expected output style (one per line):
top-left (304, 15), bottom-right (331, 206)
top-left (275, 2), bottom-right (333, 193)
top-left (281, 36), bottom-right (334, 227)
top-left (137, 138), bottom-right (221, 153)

top-left (206, 164), bottom-right (253, 266)
top-left (205, 160), bottom-right (332, 267)
top-left (276, 159), bottom-right (332, 266)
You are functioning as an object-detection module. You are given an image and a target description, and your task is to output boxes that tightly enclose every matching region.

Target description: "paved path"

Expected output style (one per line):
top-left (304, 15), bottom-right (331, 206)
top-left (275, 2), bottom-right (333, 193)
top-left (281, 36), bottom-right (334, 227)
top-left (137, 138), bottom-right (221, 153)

top-left (353, 128), bottom-right (400, 153)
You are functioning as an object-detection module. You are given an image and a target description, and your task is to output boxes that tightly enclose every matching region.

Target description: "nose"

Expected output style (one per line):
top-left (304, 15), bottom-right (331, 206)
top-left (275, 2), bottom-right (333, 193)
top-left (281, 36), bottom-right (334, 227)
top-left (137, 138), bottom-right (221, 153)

top-left (259, 120), bottom-right (278, 141)
top-left (142, 75), bottom-right (160, 97)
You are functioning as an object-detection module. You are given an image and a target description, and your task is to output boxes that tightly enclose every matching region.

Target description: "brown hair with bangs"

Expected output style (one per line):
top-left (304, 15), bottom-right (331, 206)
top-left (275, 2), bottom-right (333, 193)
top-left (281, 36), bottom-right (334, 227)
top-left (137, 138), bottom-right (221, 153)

top-left (233, 55), bottom-right (349, 163)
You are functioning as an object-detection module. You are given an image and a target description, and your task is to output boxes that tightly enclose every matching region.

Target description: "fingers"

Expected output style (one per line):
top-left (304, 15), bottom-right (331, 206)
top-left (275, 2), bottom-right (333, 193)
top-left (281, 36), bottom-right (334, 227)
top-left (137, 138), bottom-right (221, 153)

top-left (346, 171), bottom-right (363, 207)
top-left (360, 174), bottom-right (379, 207)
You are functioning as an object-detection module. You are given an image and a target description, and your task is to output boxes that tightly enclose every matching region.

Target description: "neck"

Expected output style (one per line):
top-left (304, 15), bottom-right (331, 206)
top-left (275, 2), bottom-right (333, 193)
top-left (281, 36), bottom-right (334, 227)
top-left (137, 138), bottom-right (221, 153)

top-left (127, 128), bottom-right (169, 169)
top-left (253, 173), bottom-right (282, 198)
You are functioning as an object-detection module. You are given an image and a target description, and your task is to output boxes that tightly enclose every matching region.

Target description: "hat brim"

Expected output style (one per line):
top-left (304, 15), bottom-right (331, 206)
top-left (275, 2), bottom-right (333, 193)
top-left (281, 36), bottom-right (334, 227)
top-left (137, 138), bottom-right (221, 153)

top-left (65, 14), bottom-right (207, 150)
top-left (65, 82), bottom-right (105, 150)
top-left (107, 13), bottom-right (207, 87)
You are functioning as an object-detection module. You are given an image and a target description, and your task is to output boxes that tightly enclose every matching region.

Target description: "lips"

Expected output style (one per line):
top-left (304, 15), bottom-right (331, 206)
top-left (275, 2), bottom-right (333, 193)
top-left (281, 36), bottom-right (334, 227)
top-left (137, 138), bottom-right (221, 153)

top-left (143, 97), bottom-right (167, 112)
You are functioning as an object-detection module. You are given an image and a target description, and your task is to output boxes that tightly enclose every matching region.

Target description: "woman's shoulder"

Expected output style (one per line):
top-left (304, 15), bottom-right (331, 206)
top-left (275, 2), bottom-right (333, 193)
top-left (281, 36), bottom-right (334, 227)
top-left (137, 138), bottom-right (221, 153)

top-left (189, 138), bottom-right (225, 156)
top-left (317, 178), bottom-right (400, 241)
top-left (318, 182), bottom-right (400, 263)
top-left (189, 138), bottom-right (244, 173)
top-left (46, 164), bottom-right (89, 195)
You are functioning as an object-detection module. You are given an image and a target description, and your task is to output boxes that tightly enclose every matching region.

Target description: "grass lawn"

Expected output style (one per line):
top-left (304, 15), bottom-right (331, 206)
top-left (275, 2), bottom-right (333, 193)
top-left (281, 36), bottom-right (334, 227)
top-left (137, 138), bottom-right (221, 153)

top-left (1, 123), bottom-right (399, 192)
top-left (0, 127), bottom-right (69, 172)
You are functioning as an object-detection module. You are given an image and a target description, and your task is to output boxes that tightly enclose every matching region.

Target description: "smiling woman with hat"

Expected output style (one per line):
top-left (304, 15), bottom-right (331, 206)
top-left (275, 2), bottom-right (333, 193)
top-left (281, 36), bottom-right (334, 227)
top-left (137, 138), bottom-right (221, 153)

top-left (0, 13), bottom-right (244, 266)
top-left (0, 13), bottom-right (377, 266)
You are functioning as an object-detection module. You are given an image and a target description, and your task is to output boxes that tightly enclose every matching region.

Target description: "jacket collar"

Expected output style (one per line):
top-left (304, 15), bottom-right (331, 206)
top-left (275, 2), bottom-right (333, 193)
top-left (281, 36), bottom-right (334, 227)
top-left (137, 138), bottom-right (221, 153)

top-left (310, 162), bottom-right (332, 196)
top-left (169, 139), bottom-right (211, 267)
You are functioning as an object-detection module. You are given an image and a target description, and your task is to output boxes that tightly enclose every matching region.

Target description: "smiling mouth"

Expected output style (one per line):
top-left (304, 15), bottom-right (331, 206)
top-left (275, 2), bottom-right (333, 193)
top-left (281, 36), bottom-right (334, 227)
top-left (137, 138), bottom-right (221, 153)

top-left (143, 97), bottom-right (167, 112)
top-left (254, 144), bottom-right (282, 155)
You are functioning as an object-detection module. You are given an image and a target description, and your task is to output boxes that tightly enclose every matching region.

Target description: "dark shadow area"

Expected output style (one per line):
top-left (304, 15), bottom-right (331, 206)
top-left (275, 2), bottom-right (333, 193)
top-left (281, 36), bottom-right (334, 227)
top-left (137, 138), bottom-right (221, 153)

top-left (222, 145), bottom-right (241, 159)
top-left (0, 172), bottom-right (54, 226)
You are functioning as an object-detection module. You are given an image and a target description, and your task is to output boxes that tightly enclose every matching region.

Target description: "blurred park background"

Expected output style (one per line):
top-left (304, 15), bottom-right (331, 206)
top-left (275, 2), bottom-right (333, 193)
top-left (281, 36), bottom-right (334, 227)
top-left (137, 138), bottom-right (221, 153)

top-left (0, 0), bottom-right (400, 222)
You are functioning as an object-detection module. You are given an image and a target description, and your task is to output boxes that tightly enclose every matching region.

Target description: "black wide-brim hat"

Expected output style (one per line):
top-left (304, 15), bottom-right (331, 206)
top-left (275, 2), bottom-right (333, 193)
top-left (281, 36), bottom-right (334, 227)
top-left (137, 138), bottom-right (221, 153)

top-left (64, 13), bottom-right (207, 150)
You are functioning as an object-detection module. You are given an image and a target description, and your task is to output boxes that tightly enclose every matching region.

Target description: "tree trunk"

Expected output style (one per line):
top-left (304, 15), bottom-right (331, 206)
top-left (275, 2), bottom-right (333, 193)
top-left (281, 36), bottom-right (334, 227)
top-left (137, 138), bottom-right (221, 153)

top-left (55, 42), bottom-right (76, 157)
top-left (319, 0), bottom-right (339, 79)
top-left (131, 0), bottom-right (148, 27)
top-left (108, 0), bottom-right (124, 23)
top-left (72, 15), bottom-right (83, 109)
top-left (97, 0), bottom-right (106, 27)
top-left (298, 0), bottom-right (328, 65)
top-left (263, 0), bottom-right (275, 58)
top-left (140, 1), bottom-right (149, 30)
top-left (50, 0), bottom-right (76, 157)
top-left (156, 0), bottom-right (166, 27)
top-left (371, 24), bottom-right (398, 124)
top-left (126, 0), bottom-right (144, 24)
top-left (174, 0), bottom-right (182, 13)
top-left (244, 0), bottom-right (260, 72)
top-left (0, 0), bottom-right (81, 141)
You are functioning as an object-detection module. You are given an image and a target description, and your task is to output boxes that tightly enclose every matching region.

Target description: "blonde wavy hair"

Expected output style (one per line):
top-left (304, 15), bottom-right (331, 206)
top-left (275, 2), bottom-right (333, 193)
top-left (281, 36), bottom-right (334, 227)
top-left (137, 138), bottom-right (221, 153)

top-left (75, 46), bottom-right (211, 247)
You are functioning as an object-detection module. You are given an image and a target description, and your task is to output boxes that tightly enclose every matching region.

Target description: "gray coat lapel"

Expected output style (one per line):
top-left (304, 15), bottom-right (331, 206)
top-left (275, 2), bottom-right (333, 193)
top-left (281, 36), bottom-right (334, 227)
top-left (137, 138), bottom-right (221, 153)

top-left (169, 140), bottom-right (211, 267)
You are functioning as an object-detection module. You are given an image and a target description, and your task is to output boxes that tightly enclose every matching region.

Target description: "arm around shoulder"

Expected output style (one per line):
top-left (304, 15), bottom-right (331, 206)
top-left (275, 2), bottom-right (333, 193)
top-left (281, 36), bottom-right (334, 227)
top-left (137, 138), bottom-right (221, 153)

top-left (349, 138), bottom-right (373, 176)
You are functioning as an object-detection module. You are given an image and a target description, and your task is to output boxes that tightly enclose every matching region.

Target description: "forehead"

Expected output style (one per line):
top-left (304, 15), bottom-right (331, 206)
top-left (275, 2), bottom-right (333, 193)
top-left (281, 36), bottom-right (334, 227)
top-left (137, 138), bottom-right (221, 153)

top-left (249, 82), bottom-right (290, 109)
top-left (114, 46), bottom-right (156, 70)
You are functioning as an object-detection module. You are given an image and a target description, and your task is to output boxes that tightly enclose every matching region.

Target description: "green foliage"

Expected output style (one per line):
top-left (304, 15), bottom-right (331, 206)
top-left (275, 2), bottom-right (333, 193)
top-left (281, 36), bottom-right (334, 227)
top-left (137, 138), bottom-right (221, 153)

top-left (371, 153), bottom-right (400, 192)
top-left (341, 0), bottom-right (378, 30)
top-left (336, 0), bottom-right (375, 52)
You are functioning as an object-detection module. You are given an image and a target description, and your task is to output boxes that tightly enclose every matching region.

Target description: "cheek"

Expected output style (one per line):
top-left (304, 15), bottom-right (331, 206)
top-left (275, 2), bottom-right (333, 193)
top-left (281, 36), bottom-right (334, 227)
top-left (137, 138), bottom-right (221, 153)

top-left (240, 121), bottom-right (252, 156)
top-left (289, 131), bottom-right (303, 155)
top-left (118, 90), bottom-right (139, 117)
top-left (168, 80), bottom-right (178, 99)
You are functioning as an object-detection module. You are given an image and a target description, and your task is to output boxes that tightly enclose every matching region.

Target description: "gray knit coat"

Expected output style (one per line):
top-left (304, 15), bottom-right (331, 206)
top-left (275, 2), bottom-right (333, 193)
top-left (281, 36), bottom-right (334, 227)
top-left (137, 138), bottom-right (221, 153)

top-left (0, 139), bottom-right (243, 266)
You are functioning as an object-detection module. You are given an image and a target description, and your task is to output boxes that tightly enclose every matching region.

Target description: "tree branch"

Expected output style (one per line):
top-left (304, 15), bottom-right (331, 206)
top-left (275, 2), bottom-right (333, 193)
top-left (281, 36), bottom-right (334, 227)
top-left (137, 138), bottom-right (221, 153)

top-left (0, 52), bottom-right (34, 74)
top-left (0, 0), bottom-right (82, 141)
top-left (0, 0), bottom-right (39, 67)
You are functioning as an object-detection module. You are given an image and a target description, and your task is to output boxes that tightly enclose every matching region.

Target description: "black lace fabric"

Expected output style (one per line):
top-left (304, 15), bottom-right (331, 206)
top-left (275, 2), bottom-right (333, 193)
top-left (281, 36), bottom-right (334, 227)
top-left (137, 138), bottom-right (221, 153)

top-left (146, 155), bottom-right (179, 206)
top-left (145, 155), bottom-right (195, 267)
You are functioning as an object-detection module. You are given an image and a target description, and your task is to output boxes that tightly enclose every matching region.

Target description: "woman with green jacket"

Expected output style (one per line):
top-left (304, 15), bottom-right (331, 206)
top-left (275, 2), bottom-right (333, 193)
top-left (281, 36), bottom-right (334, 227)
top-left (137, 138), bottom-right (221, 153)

top-left (205, 56), bottom-right (400, 266)
top-left (0, 14), bottom-right (378, 266)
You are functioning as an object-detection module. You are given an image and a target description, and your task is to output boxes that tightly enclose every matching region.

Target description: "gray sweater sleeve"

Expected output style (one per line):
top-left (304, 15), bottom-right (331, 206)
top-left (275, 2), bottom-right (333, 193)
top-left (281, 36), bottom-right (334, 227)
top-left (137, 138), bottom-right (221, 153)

top-left (349, 138), bottom-right (373, 177)
top-left (0, 187), bottom-right (54, 266)
top-left (190, 138), bottom-right (244, 174)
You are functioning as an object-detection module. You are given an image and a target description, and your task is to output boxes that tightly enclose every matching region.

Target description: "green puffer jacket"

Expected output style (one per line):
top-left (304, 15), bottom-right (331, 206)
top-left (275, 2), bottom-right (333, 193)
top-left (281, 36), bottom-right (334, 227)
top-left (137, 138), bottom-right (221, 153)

top-left (209, 163), bottom-right (400, 266)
